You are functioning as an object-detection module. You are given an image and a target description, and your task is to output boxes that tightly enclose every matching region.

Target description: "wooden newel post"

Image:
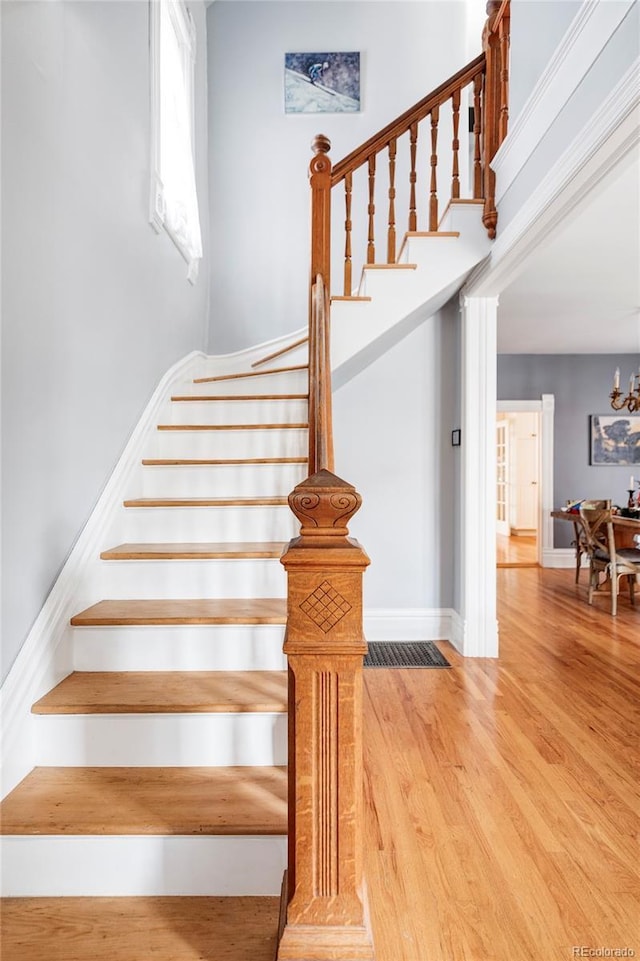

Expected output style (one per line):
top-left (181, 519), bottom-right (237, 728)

top-left (310, 135), bottom-right (332, 300)
top-left (276, 469), bottom-right (375, 961)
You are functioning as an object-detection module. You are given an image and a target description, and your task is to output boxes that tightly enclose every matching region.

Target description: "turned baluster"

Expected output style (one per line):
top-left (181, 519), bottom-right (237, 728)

top-left (387, 138), bottom-right (397, 263)
top-left (367, 154), bottom-right (376, 264)
top-left (429, 105), bottom-right (440, 231)
top-left (451, 88), bottom-right (461, 200)
top-left (408, 121), bottom-right (418, 232)
top-left (473, 73), bottom-right (483, 199)
top-left (343, 172), bottom-right (353, 296)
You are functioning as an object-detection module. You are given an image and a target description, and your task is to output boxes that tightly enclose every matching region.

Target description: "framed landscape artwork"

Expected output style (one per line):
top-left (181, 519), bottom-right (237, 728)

top-left (284, 52), bottom-right (360, 114)
top-left (590, 414), bottom-right (640, 465)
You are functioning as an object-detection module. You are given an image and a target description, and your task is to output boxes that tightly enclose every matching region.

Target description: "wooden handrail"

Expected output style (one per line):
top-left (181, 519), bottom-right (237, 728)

top-left (331, 53), bottom-right (486, 186)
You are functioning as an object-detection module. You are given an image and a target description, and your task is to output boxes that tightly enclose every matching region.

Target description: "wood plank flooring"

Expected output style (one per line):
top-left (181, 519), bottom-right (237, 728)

top-left (496, 533), bottom-right (538, 566)
top-left (363, 567), bottom-right (639, 961)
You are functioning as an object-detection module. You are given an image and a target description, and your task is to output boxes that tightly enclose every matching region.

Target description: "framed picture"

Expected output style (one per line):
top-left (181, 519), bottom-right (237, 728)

top-left (590, 414), bottom-right (640, 465)
top-left (284, 52), bottom-right (360, 114)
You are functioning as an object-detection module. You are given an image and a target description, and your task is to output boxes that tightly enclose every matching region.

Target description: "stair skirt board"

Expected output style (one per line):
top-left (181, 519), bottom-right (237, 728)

top-left (140, 462), bottom-right (307, 497)
top-left (120, 505), bottom-right (299, 541)
top-left (95, 558), bottom-right (287, 599)
top-left (33, 713), bottom-right (288, 767)
top-left (0, 835), bottom-right (287, 896)
top-left (168, 399), bottom-right (309, 425)
top-left (73, 624), bottom-right (288, 672)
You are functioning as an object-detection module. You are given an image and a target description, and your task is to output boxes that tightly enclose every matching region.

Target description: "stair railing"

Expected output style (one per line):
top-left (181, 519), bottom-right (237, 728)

top-left (277, 7), bottom-right (510, 956)
top-left (311, 2), bottom-right (510, 301)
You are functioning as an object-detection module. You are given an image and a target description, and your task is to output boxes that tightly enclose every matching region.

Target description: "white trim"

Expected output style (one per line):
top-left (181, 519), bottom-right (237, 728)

top-left (0, 352), bottom-right (206, 799)
top-left (469, 59), bottom-right (640, 297)
top-left (459, 295), bottom-right (499, 658)
top-left (497, 395), bottom-right (555, 567)
top-left (494, 0), bottom-right (636, 203)
top-left (363, 608), bottom-right (460, 646)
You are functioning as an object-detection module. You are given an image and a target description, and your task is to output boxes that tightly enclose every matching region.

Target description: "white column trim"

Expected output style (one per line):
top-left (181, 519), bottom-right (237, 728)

top-left (460, 295), bottom-right (499, 657)
top-left (493, 0), bottom-right (636, 202)
top-left (496, 395), bottom-right (555, 566)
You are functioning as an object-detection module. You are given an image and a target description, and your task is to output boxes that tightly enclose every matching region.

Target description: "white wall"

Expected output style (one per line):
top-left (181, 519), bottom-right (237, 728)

top-left (333, 299), bottom-right (458, 610)
top-left (1, 0), bottom-right (210, 683)
top-left (509, 0), bottom-right (581, 123)
top-left (206, 0), bottom-right (468, 354)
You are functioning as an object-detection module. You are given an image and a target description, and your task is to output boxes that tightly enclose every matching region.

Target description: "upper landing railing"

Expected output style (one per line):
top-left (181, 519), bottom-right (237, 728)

top-left (311, 0), bottom-right (510, 301)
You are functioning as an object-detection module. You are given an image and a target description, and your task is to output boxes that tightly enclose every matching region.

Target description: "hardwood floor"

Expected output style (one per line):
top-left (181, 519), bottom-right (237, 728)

top-left (496, 533), bottom-right (538, 566)
top-left (363, 568), bottom-right (639, 961)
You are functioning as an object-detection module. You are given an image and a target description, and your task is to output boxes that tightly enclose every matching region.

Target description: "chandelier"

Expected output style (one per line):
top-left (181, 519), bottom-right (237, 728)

top-left (610, 367), bottom-right (640, 413)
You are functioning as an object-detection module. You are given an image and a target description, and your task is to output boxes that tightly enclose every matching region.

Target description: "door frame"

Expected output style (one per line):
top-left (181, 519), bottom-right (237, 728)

top-left (497, 396), bottom-right (555, 566)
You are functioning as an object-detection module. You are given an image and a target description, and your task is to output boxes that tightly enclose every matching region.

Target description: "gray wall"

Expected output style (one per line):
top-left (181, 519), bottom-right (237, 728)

top-left (1, 0), bottom-right (210, 682)
top-left (206, 0), bottom-right (467, 354)
top-left (497, 354), bottom-right (640, 548)
top-left (334, 299), bottom-right (458, 609)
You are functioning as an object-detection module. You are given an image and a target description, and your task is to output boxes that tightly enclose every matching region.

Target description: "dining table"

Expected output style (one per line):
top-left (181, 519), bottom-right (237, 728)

top-left (551, 509), bottom-right (640, 550)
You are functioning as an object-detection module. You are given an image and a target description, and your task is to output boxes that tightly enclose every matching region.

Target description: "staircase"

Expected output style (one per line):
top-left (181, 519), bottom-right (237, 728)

top-left (1, 5), bottom-right (511, 952)
top-left (0, 348), bottom-right (309, 959)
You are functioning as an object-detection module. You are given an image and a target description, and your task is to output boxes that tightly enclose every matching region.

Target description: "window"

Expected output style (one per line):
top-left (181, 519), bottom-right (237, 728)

top-left (150, 0), bottom-right (202, 280)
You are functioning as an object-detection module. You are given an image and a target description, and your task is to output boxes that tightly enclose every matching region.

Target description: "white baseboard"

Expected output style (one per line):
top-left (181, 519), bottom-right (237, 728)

top-left (542, 548), bottom-right (586, 569)
top-left (0, 351), bottom-right (206, 800)
top-left (364, 608), bottom-right (459, 646)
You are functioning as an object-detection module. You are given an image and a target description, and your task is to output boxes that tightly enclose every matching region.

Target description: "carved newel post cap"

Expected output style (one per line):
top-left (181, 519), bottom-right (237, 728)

top-left (311, 133), bottom-right (331, 155)
top-left (288, 469), bottom-right (361, 540)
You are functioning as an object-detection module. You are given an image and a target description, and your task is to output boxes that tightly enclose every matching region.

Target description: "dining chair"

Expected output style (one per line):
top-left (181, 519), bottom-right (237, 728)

top-left (578, 502), bottom-right (640, 615)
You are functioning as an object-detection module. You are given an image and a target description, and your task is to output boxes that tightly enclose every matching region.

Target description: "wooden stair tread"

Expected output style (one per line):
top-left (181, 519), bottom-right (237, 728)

top-left (142, 457), bottom-right (307, 465)
top-left (193, 364), bottom-right (308, 384)
top-left (0, 896), bottom-right (280, 961)
top-left (70, 597), bottom-right (287, 626)
top-left (123, 496), bottom-right (289, 508)
top-left (251, 335), bottom-right (308, 368)
top-left (32, 670), bottom-right (288, 714)
top-left (0, 766), bottom-right (287, 835)
top-left (100, 542), bottom-right (287, 560)
top-left (156, 423), bottom-right (308, 430)
top-left (171, 393), bottom-right (308, 401)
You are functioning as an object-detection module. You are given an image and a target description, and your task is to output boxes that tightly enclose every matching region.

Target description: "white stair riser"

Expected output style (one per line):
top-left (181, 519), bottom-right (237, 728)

top-left (96, 558), bottom-right (286, 599)
top-left (34, 713), bottom-right (287, 766)
top-left (73, 624), bottom-right (287, 672)
top-left (141, 463), bottom-right (307, 497)
top-left (181, 371), bottom-right (308, 396)
top-left (0, 835), bottom-right (287, 896)
top-left (150, 428), bottom-right (307, 459)
top-left (169, 399), bottom-right (308, 425)
top-left (121, 505), bottom-right (298, 541)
